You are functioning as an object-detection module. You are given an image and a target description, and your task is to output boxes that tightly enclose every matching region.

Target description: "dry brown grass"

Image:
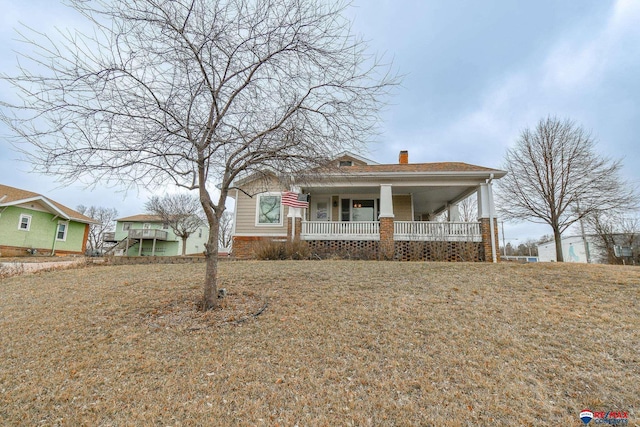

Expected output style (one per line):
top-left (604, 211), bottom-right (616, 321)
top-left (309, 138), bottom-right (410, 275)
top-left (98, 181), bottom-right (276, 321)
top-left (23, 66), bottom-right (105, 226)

top-left (0, 261), bottom-right (638, 426)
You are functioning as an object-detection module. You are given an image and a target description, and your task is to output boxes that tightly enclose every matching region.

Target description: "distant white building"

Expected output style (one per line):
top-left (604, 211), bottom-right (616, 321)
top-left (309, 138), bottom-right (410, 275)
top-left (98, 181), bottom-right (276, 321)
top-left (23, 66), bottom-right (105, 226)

top-left (537, 235), bottom-right (604, 263)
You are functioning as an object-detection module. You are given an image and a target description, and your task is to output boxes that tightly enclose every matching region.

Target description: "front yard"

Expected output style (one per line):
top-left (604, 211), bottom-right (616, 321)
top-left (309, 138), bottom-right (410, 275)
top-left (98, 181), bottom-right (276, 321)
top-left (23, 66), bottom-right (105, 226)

top-left (0, 261), bottom-right (638, 425)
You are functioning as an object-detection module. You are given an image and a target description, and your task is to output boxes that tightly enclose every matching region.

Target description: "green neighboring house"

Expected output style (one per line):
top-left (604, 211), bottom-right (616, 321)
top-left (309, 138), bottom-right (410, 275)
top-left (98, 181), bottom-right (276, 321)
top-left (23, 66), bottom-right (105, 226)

top-left (104, 214), bottom-right (209, 256)
top-left (0, 184), bottom-right (96, 257)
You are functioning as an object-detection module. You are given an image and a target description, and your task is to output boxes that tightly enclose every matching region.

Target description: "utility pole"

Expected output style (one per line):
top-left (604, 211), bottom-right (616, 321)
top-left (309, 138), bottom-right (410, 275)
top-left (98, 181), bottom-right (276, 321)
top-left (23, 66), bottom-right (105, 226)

top-left (576, 198), bottom-right (591, 263)
top-left (501, 220), bottom-right (506, 257)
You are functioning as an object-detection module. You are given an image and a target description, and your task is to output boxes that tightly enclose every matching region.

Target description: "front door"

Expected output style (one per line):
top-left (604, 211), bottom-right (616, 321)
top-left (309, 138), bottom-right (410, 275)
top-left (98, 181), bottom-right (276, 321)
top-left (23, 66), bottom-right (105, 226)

top-left (311, 197), bottom-right (330, 221)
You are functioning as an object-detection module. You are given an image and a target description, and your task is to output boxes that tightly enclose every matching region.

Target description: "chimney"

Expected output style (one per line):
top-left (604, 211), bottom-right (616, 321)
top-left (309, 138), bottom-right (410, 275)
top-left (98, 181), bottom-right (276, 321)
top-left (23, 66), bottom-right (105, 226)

top-left (399, 150), bottom-right (409, 164)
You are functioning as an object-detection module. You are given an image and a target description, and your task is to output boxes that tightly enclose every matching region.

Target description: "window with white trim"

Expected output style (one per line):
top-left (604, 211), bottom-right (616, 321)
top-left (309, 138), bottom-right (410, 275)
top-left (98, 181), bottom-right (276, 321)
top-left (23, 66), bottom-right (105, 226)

top-left (56, 221), bottom-right (68, 241)
top-left (256, 193), bottom-right (283, 225)
top-left (122, 222), bottom-right (132, 231)
top-left (18, 214), bottom-right (31, 231)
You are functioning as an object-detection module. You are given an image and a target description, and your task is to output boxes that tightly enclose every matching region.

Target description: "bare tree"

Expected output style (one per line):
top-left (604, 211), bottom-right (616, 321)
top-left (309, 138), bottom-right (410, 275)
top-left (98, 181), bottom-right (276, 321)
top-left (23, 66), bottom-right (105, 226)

top-left (218, 211), bottom-right (233, 249)
top-left (1, 0), bottom-right (396, 309)
top-left (586, 211), bottom-right (639, 264)
top-left (146, 194), bottom-right (204, 256)
top-left (76, 205), bottom-right (119, 253)
top-left (457, 196), bottom-right (478, 222)
top-left (497, 117), bottom-right (637, 262)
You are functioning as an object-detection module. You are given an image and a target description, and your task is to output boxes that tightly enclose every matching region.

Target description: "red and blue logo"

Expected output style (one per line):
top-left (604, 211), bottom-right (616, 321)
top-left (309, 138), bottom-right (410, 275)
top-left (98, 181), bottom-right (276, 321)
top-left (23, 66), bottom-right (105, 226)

top-left (581, 410), bottom-right (594, 424)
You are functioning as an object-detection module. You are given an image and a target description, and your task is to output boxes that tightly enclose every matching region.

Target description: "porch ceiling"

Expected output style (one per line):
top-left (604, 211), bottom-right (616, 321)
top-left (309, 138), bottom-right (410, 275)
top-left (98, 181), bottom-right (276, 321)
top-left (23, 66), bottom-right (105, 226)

top-left (304, 184), bottom-right (477, 215)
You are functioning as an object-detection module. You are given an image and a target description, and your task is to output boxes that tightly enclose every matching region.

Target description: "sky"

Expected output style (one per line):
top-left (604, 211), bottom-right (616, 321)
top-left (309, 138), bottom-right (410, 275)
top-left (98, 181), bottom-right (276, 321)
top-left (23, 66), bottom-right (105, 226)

top-left (1, 0), bottom-right (639, 243)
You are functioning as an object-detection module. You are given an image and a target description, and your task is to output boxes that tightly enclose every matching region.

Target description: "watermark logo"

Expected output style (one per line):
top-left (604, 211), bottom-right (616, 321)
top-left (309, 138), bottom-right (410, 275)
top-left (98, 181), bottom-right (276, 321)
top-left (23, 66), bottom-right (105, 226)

top-left (581, 410), bottom-right (594, 424)
top-left (580, 409), bottom-right (629, 425)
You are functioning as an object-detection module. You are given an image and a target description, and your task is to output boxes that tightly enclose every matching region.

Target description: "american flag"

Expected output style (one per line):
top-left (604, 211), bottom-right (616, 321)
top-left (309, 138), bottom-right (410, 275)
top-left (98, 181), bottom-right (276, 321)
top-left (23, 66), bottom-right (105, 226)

top-left (281, 191), bottom-right (309, 208)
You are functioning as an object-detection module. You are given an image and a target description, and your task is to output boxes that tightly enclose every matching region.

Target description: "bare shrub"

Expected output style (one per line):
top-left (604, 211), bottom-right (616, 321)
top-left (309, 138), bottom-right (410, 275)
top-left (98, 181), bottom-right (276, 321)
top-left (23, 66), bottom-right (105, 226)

top-left (253, 240), bottom-right (311, 260)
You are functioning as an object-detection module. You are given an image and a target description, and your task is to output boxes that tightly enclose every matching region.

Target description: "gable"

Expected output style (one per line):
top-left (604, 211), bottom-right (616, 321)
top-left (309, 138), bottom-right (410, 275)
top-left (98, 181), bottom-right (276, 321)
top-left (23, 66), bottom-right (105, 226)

top-left (334, 154), bottom-right (369, 167)
top-left (0, 184), bottom-right (96, 224)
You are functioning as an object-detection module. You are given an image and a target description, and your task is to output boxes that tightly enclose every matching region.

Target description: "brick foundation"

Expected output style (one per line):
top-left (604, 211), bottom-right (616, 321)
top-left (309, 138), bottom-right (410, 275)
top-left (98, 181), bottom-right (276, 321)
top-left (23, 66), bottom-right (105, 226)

top-left (0, 245), bottom-right (84, 258)
top-left (232, 226), bottom-right (494, 262)
top-left (394, 241), bottom-right (482, 262)
top-left (306, 240), bottom-right (379, 260)
top-left (105, 255), bottom-right (206, 265)
top-left (232, 236), bottom-right (288, 259)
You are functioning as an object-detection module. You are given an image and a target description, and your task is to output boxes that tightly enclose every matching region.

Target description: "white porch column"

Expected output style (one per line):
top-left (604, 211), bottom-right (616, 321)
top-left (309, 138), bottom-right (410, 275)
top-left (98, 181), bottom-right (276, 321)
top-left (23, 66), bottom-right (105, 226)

top-left (379, 184), bottom-right (394, 219)
top-left (287, 186), bottom-right (304, 241)
top-left (477, 184), bottom-right (495, 219)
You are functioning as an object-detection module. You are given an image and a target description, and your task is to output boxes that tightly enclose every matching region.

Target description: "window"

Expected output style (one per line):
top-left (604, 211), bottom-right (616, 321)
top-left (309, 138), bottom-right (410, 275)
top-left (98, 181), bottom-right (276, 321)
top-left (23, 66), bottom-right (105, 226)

top-left (18, 214), bottom-right (32, 231)
top-left (339, 160), bottom-right (353, 167)
top-left (122, 222), bottom-right (132, 231)
top-left (340, 199), bottom-right (377, 221)
top-left (256, 193), bottom-right (282, 225)
top-left (56, 222), bottom-right (68, 241)
top-left (352, 200), bottom-right (375, 221)
top-left (162, 222), bottom-right (169, 230)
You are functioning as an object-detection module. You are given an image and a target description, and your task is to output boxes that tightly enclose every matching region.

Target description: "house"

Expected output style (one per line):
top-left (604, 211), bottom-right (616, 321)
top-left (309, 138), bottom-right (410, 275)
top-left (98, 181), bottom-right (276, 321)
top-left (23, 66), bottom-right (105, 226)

top-left (104, 214), bottom-right (209, 256)
top-left (229, 151), bottom-right (506, 261)
top-left (536, 234), bottom-right (637, 264)
top-left (0, 184), bottom-right (96, 257)
top-left (538, 235), bottom-right (596, 263)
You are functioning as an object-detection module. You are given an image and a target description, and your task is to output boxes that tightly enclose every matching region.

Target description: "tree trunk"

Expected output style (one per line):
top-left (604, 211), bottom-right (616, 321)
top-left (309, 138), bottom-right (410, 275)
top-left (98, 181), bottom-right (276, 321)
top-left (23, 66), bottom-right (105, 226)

top-left (553, 227), bottom-right (564, 262)
top-left (181, 236), bottom-right (187, 255)
top-left (202, 216), bottom-right (220, 310)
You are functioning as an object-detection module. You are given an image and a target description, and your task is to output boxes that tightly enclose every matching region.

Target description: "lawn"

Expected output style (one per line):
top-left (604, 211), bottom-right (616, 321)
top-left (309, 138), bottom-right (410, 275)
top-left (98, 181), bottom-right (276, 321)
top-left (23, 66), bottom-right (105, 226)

top-left (0, 261), bottom-right (638, 426)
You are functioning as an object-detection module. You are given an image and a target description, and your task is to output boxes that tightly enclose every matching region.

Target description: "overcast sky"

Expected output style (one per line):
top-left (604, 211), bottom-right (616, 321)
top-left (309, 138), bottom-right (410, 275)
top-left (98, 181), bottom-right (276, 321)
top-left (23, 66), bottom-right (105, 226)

top-left (1, 0), bottom-right (639, 243)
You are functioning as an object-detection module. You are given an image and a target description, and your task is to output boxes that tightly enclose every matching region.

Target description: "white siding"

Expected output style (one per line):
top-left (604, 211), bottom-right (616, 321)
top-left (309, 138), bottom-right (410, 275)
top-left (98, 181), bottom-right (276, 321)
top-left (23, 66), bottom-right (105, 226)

top-left (537, 235), bottom-right (604, 263)
top-left (233, 178), bottom-right (288, 236)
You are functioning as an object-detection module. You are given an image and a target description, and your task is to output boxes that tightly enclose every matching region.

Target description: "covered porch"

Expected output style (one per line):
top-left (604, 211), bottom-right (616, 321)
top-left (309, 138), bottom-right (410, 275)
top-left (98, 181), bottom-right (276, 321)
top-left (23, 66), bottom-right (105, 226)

top-left (289, 178), bottom-right (500, 261)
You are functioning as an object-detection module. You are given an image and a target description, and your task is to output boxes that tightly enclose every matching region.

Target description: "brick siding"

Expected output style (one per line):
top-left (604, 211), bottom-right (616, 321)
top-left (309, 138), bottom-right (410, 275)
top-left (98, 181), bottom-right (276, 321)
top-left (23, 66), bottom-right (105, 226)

top-left (480, 218), bottom-right (500, 262)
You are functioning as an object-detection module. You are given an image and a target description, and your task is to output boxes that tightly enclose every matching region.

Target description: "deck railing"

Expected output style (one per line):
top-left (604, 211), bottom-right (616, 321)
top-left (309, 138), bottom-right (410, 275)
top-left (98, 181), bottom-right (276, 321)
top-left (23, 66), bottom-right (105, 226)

top-left (394, 221), bottom-right (482, 242)
top-left (128, 229), bottom-right (169, 240)
top-left (301, 221), bottom-right (380, 240)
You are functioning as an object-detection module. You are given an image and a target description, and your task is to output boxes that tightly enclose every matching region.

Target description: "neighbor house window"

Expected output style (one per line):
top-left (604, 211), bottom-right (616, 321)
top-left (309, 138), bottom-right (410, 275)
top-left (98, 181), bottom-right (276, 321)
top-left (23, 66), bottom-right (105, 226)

top-left (56, 222), bottom-right (68, 241)
top-left (339, 160), bottom-right (353, 167)
top-left (122, 222), bottom-right (132, 231)
top-left (256, 193), bottom-right (282, 225)
top-left (19, 214), bottom-right (32, 231)
top-left (162, 222), bottom-right (169, 229)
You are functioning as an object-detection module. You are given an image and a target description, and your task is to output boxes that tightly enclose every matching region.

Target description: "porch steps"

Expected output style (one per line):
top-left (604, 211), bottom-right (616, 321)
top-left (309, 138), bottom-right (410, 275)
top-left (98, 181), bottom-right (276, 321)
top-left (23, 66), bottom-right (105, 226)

top-left (105, 238), bottom-right (139, 255)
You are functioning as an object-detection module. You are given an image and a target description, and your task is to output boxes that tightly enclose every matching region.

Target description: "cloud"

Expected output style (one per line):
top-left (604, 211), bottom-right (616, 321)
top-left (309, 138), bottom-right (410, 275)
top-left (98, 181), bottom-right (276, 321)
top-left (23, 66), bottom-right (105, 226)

top-left (433, 0), bottom-right (640, 161)
top-left (541, 0), bottom-right (640, 91)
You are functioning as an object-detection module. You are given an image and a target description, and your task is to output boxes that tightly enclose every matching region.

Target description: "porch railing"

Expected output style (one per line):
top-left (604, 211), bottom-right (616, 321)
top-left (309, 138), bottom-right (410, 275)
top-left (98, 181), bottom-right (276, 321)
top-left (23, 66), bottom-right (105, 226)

top-left (394, 221), bottom-right (482, 242)
top-left (300, 220), bottom-right (482, 242)
top-left (301, 221), bottom-right (380, 240)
